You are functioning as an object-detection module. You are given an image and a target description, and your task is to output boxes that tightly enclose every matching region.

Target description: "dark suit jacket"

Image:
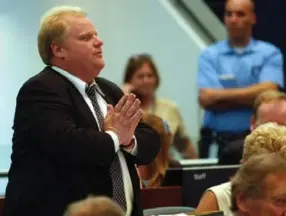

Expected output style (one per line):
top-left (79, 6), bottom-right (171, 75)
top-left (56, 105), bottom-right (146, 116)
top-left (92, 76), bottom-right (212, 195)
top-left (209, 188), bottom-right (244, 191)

top-left (3, 67), bottom-right (160, 216)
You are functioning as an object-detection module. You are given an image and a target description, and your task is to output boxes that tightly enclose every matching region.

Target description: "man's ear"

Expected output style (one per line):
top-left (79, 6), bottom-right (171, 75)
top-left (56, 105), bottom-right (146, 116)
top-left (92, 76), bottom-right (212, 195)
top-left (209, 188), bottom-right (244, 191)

top-left (250, 115), bottom-right (255, 131)
top-left (236, 192), bottom-right (250, 213)
top-left (252, 14), bottom-right (257, 25)
top-left (50, 41), bottom-right (66, 59)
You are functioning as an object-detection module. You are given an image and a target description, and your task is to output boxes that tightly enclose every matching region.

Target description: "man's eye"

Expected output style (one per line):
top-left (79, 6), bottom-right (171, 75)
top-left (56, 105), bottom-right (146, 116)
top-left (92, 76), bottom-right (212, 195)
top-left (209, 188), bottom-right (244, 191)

top-left (81, 35), bottom-right (90, 40)
top-left (274, 198), bottom-right (286, 206)
top-left (237, 12), bottom-right (246, 17)
top-left (224, 11), bottom-right (232, 17)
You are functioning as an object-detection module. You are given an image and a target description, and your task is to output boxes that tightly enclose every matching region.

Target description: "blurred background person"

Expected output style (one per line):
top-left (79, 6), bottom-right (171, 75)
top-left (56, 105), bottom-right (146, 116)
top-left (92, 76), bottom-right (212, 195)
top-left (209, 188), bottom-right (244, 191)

top-left (197, 0), bottom-right (284, 158)
top-left (196, 122), bottom-right (286, 215)
top-left (64, 196), bottom-right (124, 216)
top-left (122, 53), bottom-right (197, 160)
top-left (231, 153), bottom-right (286, 216)
top-left (219, 90), bottom-right (286, 164)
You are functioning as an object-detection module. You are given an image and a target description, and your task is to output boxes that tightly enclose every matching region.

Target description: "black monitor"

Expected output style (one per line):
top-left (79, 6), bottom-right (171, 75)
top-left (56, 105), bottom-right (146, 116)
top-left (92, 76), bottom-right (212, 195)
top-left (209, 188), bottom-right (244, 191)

top-left (161, 168), bottom-right (182, 186)
top-left (182, 165), bottom-right (240, 207)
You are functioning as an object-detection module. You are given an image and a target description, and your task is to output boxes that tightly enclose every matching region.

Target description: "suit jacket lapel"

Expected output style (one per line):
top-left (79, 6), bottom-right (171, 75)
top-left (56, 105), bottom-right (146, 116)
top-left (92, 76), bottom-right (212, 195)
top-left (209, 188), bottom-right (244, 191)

top-left (49, 67), bottom-right (116, 130)
top-left (48, 68), bottom-right (98, 129)
top-left (95, 79), bottom-right (117, 106)
top-left (45, 69), bottom-right (98, 130)
top-left (67, 83), bottom-right (100, 130)
top-left (67, 77), bottom-right (116, 131)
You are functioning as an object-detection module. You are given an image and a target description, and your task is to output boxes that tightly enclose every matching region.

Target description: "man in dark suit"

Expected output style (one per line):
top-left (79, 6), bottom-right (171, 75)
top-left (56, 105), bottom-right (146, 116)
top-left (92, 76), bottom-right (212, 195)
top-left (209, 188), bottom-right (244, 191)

top-left (3, 6), bottom-right (160, 216)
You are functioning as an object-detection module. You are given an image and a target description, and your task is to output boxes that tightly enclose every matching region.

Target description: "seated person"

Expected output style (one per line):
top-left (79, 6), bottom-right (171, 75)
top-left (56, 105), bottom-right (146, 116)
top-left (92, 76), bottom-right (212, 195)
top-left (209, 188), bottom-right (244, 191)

top-left (63, 196), bottom-right (124, 216)
top-left (231, 153), bottom-right (286, 216)
top-left (137, 114), bottom-right (175, 188)
top-left (219, 90), bottom-right (286, 164)
top-left (196, 122), bottom-right (286, 215)
top-left (122, 53), bottom-right (197, 159)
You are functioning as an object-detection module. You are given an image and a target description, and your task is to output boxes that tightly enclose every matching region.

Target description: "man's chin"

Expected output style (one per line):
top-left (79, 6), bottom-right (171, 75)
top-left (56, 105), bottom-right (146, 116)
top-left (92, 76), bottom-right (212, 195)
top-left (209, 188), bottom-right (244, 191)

top-left (95, 61), bottom-right (105, 70)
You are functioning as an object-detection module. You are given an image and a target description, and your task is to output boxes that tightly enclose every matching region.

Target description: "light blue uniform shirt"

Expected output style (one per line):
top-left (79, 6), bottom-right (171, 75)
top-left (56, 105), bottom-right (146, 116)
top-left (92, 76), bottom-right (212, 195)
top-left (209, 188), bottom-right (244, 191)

top-left (197, 39), bottom-right (284, 132)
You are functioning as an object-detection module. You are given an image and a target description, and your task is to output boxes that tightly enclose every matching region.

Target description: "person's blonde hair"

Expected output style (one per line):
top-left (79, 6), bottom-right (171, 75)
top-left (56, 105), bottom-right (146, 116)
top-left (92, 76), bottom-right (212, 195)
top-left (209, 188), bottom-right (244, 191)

top-left (243, 122), bottom-right (286, 161)
top-left (252, 90), bottom-right (286, 119)
top-left (63, 196), bottom-right (124, 216)
top-left (38, 6), bottom-right (87, 65)
top-left (231, 153), bottom-right (286, 211)
top-left (138, 114), bottom-right (172, 187)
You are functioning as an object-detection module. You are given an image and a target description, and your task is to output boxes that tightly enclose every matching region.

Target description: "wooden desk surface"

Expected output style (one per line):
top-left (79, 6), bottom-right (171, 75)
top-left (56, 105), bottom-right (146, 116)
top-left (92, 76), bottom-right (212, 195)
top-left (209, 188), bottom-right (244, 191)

top-left (140, 186), bottom-right (182, 209)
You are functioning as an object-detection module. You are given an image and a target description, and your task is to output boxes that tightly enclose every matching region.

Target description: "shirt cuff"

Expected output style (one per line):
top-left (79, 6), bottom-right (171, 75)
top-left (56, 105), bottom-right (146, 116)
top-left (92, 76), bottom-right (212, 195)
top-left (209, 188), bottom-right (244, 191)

top-left (123, 136), bottom-right (138, 155)
top-left (106, 131), bottom-right (120, 153)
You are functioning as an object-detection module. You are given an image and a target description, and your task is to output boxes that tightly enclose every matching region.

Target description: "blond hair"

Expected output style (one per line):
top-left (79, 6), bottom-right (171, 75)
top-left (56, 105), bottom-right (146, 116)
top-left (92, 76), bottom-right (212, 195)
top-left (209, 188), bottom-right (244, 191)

top-left (243, 122), bottom-right (286, 161)
top-left (231, 153), bottom-right (286, 211)
top-left (253, 90), bottom-right (286, 119)
top-left (138, 114), bottom-right (172, 187)
top-left (63, 196), bottom-right (124, 216)
top-left (38, 6), bottom-right (87, 65)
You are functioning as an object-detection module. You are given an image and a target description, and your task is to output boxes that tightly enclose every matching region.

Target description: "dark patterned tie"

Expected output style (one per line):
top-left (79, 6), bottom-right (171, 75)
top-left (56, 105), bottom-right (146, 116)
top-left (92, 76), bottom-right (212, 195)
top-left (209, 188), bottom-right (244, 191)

top-left (85, 84), bottom-right (127, 211)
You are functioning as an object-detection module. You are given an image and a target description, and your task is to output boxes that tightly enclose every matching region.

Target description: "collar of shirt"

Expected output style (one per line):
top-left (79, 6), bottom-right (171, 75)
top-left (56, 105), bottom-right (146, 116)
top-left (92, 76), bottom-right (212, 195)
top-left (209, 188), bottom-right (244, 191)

top-left (218, 38), bottom-right (257, 55)
top-left (51, 66), bottom-right (105, 97)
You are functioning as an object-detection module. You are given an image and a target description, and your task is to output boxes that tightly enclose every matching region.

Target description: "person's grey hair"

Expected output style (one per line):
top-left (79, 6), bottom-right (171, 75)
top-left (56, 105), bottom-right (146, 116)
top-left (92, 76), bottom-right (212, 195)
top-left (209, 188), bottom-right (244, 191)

top-left (38, 6), bottom-right (87, 65)
top-left (243, 122), bottom-right (286, 162)
top-left (63, 196), bottom-right (125, 216)
top-left (231, 153), bottom-right (286, 211)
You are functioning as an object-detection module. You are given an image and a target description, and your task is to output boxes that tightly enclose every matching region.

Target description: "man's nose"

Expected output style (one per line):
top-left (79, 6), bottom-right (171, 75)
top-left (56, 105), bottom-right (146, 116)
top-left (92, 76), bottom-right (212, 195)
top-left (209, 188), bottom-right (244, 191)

top-left (229, 15), bottom-right (238, 23)
top-left (94, 36), bottom-right (103, 47)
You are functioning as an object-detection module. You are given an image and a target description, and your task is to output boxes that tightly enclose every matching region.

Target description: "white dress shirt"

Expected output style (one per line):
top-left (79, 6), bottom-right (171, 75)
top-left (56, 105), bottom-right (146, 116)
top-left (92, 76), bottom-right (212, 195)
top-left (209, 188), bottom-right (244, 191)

top-left (52, 66), bottom-right (137, 216)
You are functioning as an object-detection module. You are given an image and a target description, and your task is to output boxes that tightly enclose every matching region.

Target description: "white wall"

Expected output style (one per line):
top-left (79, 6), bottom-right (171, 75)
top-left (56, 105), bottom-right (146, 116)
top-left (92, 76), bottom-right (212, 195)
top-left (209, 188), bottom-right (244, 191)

top-left (0, 0), bottom-right (205, 157)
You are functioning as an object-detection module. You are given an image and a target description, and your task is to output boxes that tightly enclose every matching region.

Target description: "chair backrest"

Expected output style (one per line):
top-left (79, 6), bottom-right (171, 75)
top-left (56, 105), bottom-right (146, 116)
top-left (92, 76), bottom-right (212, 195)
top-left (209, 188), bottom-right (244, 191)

top-left (143, 206), bottom-right (195, 216)
top-left (140, 186), bottom-right (182, 209)
top-left (0, 197), bottom-right (4, 216)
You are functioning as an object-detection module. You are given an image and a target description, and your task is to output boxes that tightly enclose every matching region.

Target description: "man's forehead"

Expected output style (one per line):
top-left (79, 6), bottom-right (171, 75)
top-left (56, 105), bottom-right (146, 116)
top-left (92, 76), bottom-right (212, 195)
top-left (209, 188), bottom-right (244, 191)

top-left (257, 101), bottom-right (286, 123)
top-left (225, 0), bottom-right (254, 11)
top-left (264, 173), bottom-right (286, 194)
top-left (64, 16), bottom-right (96, 33)
top-left (260, 100), bottom-right (286, 109)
